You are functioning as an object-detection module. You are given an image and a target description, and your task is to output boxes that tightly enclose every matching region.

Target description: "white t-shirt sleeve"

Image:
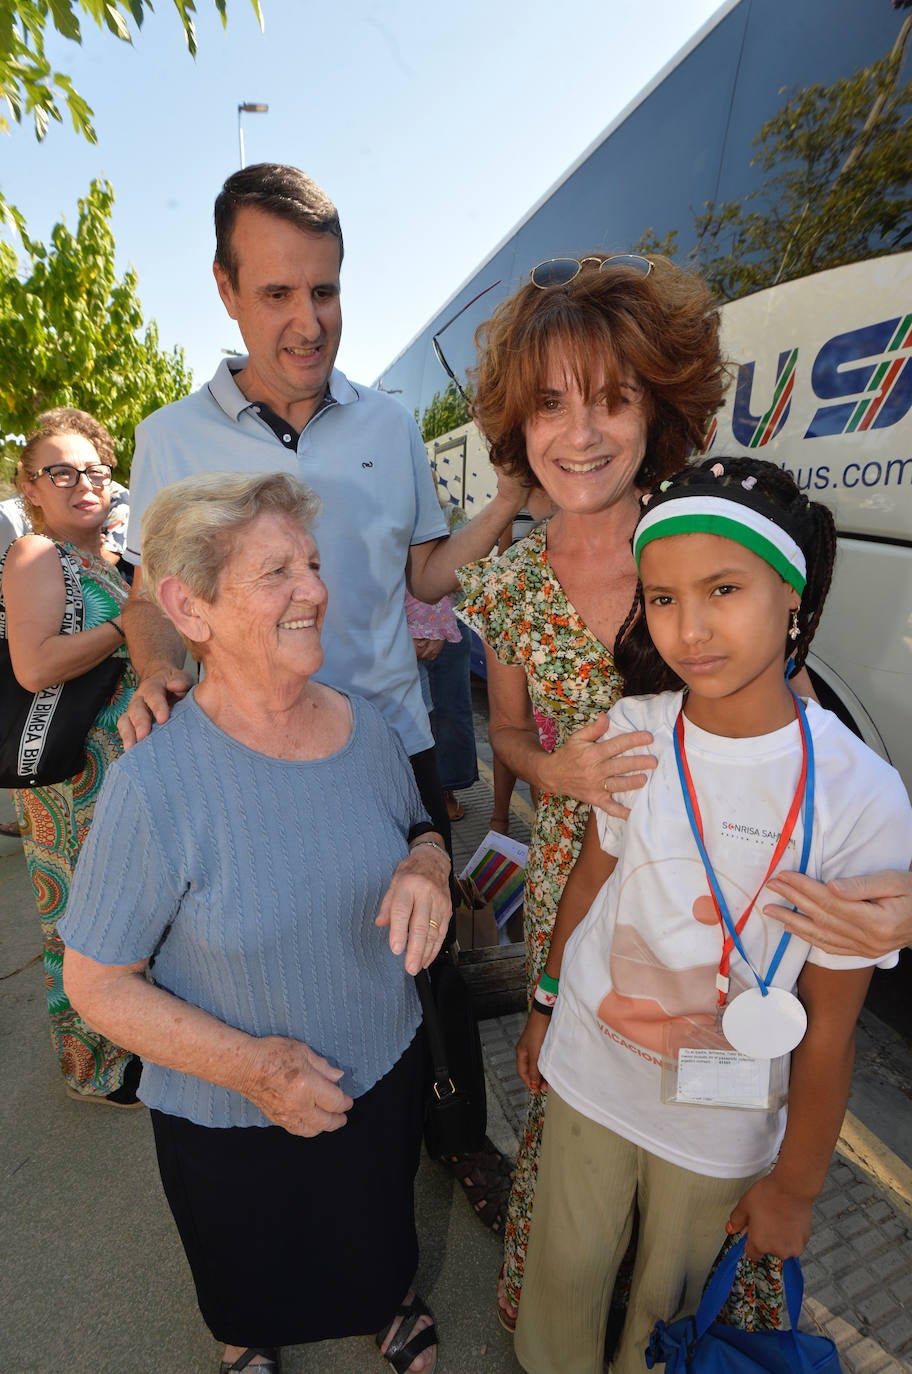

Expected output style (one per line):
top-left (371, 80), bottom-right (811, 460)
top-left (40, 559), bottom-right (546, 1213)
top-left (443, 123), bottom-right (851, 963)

top-left (594, 693), bottom-right (671, 857)
top-left (805, 752), bottom-right (912, 972)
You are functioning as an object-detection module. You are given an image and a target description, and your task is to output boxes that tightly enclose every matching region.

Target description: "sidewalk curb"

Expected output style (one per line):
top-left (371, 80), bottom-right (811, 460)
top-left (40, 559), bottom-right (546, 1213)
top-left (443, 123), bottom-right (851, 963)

top-left (838, 1110), bottom-right (912, 1220)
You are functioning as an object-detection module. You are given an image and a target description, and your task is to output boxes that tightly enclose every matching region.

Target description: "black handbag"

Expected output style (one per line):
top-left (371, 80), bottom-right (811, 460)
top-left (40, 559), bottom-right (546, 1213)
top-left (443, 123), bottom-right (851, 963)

top-left (0, 544), bottom-right (126, 788)
top-left (416, 928), bottom-right (487, 1157)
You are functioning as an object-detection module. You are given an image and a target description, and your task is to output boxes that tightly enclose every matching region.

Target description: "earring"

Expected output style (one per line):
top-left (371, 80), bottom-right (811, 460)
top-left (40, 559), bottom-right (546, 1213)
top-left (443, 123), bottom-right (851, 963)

top-left (788, 608), bottom-right (800, 642)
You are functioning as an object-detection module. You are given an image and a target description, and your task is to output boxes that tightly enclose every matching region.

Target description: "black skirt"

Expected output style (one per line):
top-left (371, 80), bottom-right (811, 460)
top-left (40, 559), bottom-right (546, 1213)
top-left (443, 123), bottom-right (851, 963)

top-left (151, 1031), bottom-right (426, 1348)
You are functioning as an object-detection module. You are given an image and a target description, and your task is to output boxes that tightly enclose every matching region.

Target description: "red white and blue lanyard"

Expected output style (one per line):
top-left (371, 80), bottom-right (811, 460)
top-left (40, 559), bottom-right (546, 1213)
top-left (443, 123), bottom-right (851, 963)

top-left (672, 690), bottom-right (815, 1010)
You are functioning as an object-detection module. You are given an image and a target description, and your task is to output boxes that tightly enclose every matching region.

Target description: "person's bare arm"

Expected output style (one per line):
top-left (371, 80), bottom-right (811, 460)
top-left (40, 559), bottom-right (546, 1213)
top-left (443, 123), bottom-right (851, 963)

top-left (765, 868), bottom-right (912, 958)
top-left (517, 810), bottom-right (618, 1090)
top-left (3, 537), bottom-right (126, 690)
top-left (63, 948), bottom-right (353, 1136)
top-left (119, 565), bottom-right (194, 747)
top-left (406, 469), bottom-right (528, 603)
top-left (485, 648), bottom-right (655, 818)
top-left (728, 963), bottom-right (871, 1260)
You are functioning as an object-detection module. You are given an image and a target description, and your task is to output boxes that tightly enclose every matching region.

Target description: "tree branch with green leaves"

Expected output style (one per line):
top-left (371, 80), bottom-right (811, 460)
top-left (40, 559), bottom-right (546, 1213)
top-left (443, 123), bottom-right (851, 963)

top-left (0, 178), bottom-right (192, 476)
top-left (0, 0), bottom-right (264, 145)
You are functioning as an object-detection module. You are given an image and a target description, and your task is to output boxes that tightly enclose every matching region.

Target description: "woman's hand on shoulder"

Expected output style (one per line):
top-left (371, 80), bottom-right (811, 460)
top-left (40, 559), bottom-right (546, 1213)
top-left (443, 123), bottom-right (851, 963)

top-left (239, 1034), bottom-right (354, 1137)
top-left (538, 715), bottom-right (656, 816)
top-left (516, 1010), bottom-right (550, 1092)
top-left (376, 838), bottom-right (451, 974)
top-left (766, 869), bottom-right (912, 959)
top-left (118, 667), bottom-right (194, 747)
top-left (728, 1173), bottom-right (812, 1262)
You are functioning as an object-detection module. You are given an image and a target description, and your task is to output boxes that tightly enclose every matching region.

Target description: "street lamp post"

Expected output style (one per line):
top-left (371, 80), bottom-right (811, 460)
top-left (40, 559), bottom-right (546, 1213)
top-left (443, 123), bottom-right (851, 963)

top-left (237, 102), bottom-right (269, 168)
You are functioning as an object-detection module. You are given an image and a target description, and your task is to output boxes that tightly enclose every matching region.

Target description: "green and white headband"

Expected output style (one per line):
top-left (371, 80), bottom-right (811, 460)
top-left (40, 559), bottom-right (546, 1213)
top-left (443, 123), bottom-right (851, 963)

top-left (633, 495), bottom-right (807, 594)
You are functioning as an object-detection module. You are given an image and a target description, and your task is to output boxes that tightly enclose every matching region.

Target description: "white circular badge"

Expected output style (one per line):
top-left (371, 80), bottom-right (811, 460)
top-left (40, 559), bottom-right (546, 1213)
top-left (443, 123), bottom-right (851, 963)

top-left (722, 986), bottom-right (807, 1059)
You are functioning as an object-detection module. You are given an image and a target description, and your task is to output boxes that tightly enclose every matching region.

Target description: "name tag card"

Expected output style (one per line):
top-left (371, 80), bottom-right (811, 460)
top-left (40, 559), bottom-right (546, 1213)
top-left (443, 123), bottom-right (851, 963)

top-left (661, 1018), bottom-right (788, 1111)
top-left (676, 1048), bottom-right (771, 1108)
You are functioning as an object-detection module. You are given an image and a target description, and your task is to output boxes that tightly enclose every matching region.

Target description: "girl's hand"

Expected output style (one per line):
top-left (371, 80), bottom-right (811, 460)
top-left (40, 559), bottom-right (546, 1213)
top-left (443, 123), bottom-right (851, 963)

top-left (728, 1173), bottom-right (812, 1262)
top-left (538, 717), bottom-right (656, 817)
top-left (516, 1010), bottom-right (550, 1091)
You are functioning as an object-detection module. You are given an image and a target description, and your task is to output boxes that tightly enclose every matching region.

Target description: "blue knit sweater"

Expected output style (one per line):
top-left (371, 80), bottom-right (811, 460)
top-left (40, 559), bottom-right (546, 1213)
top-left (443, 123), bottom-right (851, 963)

top-left (61, 691), bottom-right (426, 1127)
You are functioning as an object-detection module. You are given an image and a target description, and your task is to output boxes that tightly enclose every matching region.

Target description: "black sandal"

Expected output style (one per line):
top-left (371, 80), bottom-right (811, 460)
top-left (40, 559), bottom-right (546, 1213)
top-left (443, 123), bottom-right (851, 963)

top-left (376, 1292), bottom-right (438, 1373)
top-left (219, 1349), bottom-right (280, 1373)
top-left (440, 1136), bottom-right (514, 1233)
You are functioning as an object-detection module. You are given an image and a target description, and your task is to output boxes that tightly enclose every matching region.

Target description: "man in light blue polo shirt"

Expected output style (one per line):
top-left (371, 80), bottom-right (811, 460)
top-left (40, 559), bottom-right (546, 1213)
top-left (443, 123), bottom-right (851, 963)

top-left (122, 164), bottom-right (526, 824)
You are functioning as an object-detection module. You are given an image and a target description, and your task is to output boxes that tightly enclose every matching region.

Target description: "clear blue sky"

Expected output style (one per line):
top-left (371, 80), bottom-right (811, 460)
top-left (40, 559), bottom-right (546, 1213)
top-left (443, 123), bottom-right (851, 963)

top-left (2, 0), bottom-right (723, 391)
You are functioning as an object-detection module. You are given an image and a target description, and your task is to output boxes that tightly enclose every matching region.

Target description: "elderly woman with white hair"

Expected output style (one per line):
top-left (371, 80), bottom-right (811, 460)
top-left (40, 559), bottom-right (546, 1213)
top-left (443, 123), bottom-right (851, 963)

top-left (59, 472), bottom-right (449, 1374)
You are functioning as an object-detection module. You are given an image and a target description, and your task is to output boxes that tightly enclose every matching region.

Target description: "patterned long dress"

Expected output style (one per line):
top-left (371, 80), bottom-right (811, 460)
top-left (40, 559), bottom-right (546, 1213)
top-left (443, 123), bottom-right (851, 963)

top-left (459, 522), bottom-right (623, 1310)
top-left (12, 543), bottom-right (137, 1097)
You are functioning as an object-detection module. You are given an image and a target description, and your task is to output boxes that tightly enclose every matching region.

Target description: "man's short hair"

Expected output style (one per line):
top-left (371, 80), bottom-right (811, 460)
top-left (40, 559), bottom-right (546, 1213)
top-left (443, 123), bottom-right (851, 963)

top-left (214, 164), bottom-right (344, 287)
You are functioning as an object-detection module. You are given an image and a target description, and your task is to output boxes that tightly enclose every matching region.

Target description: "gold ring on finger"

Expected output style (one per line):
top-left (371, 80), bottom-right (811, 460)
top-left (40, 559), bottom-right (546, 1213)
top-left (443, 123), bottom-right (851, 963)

top-left (428, 919), bottom-right (440, 930)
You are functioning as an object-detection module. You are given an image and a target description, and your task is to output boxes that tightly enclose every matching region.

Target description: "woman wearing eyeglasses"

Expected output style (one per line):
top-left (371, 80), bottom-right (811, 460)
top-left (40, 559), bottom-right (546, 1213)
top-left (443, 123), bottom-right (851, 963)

top-left (457, 255), bottom-right (727, 1330)
top-left (5, 408), bottom-right (139, 1106)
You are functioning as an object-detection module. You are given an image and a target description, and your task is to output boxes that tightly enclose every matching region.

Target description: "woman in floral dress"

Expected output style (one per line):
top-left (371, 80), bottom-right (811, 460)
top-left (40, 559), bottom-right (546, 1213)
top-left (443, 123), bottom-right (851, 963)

top-left (5, 409), bottom-right (138, 1105)
top-left (458, 255), bottom-right (726, 1327)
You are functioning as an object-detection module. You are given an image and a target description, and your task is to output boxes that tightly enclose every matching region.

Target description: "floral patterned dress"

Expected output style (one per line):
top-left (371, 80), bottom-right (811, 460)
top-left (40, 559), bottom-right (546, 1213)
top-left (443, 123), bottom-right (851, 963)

top-left (12, 543), bottom-right (137, 1097)
top-left (459, 522), bottom-right (623, 1309)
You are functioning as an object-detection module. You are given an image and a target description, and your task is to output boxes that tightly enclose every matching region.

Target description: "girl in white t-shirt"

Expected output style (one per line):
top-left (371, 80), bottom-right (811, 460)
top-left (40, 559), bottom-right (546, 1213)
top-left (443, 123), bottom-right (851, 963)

top-left (513, 457), bottom-right (912, 1374)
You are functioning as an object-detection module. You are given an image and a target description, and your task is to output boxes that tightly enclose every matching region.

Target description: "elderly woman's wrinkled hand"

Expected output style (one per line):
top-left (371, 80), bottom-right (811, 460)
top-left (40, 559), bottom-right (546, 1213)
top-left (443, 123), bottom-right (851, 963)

top-left (376, 842), bottom-right (451, 974)
top-left (242, 1035), bottom-right (354, 1137)
top-left (540, 716), bottom-right (657, 817)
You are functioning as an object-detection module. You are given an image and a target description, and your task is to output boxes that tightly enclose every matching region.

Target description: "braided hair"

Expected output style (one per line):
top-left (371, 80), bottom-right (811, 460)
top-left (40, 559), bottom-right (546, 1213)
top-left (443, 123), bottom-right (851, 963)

top-left (614, 456), bottom-right (837, 697)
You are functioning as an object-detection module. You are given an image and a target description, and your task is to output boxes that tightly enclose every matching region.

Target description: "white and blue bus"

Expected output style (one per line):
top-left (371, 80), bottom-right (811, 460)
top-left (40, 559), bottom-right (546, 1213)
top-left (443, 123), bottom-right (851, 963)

top-left (379, 0), bottom-right (912, 801)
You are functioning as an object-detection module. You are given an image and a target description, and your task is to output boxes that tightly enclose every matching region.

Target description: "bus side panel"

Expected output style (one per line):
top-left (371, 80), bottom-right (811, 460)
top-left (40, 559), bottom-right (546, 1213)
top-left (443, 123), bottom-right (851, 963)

top-left (814, 541), bottom-right (912, 785)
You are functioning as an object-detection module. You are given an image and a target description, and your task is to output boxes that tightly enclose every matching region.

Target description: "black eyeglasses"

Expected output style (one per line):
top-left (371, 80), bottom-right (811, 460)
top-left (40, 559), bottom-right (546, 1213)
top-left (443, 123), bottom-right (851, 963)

top-left (529, 254), bottom-right (653, 289)
top-left (32, 463), bottom-right (113, 489)
top-left (431, 280), bottom-right (502, 410)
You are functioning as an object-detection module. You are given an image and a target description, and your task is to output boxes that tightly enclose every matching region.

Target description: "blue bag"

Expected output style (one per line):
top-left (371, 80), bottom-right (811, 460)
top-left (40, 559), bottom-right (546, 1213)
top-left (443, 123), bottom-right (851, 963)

top-left (645, 1236), bottom-right (841, 1372)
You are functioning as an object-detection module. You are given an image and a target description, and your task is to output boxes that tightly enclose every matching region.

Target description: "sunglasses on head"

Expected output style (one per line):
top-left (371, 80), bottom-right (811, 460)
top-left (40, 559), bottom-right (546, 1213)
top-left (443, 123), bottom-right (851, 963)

top-left (529, 254), bottom-right (654, 289)
top-left (430, 255), bottom-right (654, 403)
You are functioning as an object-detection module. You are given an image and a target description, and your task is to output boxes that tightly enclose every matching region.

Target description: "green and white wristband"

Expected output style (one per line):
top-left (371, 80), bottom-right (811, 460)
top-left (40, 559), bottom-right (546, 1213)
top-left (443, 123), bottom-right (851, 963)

top-left (533, 972), bottom-right (559, 1016)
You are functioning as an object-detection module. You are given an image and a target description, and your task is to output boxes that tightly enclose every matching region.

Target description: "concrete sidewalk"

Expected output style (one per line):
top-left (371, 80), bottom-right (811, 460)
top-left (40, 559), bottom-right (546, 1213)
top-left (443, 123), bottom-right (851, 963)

top-left (3, 753), bottom-right (912, 1372)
